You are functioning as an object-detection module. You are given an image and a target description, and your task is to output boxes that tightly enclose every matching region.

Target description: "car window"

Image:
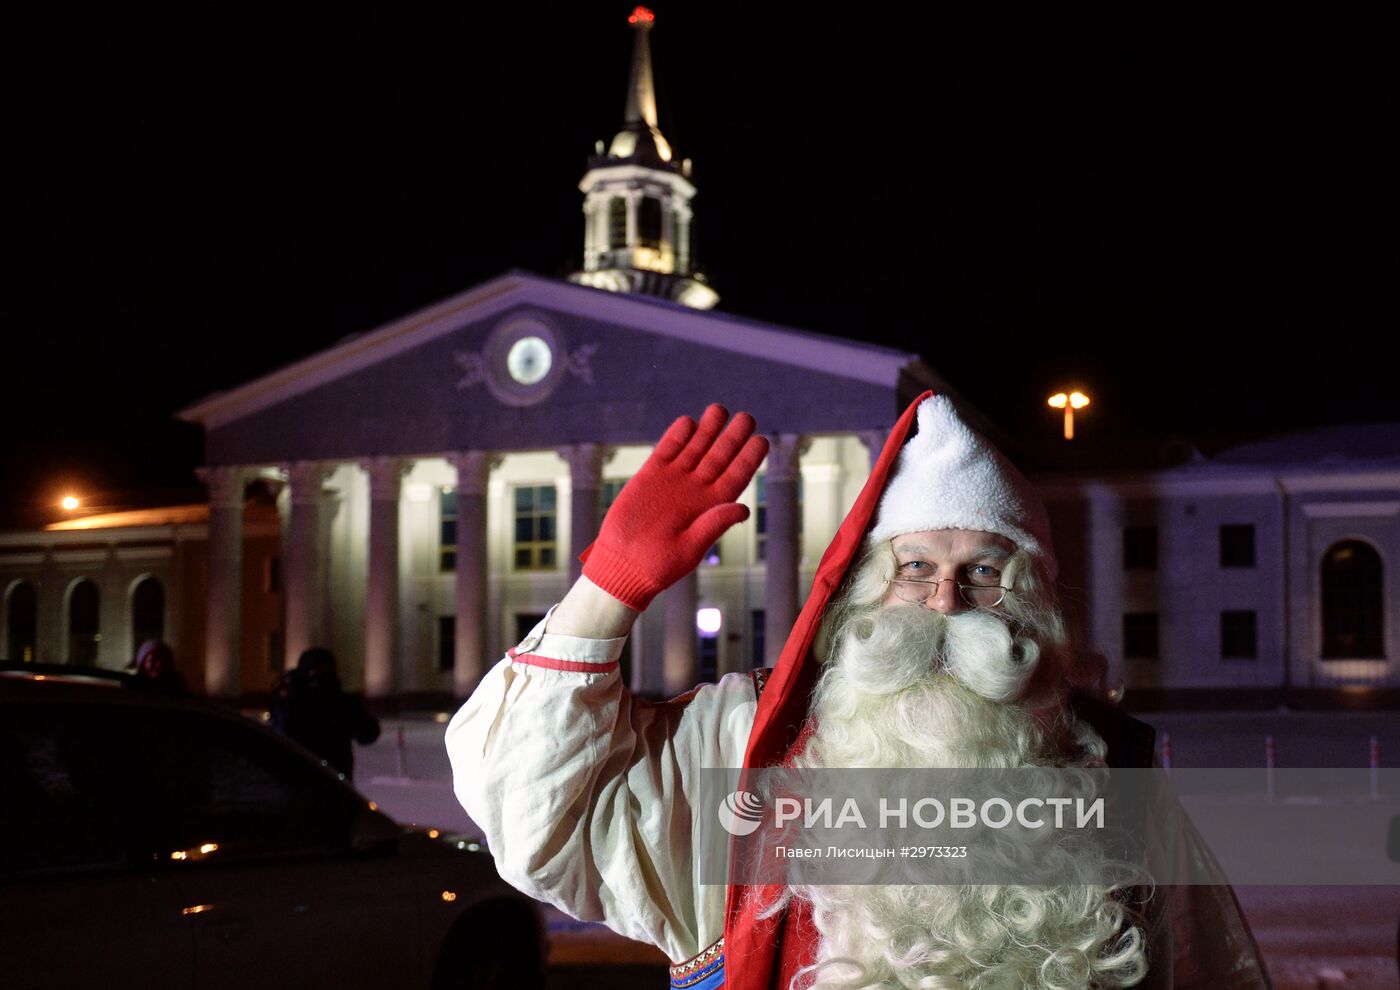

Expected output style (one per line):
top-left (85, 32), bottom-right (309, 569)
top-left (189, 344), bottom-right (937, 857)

top-left (0, 706), bottom-right (129, 877)
top-left (126, 709), bottom-right (356, 863)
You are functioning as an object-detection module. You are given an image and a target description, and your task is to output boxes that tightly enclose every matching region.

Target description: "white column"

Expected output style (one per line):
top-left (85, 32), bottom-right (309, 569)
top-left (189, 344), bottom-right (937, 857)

top-left (450, 451), bottom-right (497, 697)
top-left (764, 434), bottom-right (804, 666)
top-left (362, 457), bottom-right (407, 699)
top-left (199, 466), bottom-right (249, 697)
top-left (625, 191), bottom-right (639, 249)
top-left (677, 208), bottom-right (692, 272)
top-left (659, 198), bottom-right (674, 269)
top-left (662, 570), bottom-right (698, 694)
top-left (284, 462), bottom-right (332, 669)
top-left (1086, 485), bottom-right (1124, 680)
top-left (582, 205), bottom-right (595, 270)
top-left (560, 443), bottom-right (606, 584)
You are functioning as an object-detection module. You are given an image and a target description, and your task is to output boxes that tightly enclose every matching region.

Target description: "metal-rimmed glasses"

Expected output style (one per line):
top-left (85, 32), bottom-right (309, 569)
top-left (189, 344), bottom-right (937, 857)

top-left (887, 575), bottom-right (1011, 610)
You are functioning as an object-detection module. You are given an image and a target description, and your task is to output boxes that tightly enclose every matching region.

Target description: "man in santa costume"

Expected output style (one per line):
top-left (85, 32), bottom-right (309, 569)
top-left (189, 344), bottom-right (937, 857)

top-left (448, 394), bottom-right (1271, 989)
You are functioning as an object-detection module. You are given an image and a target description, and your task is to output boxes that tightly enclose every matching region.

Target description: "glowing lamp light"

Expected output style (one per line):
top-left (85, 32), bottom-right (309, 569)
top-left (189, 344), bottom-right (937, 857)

top-left (441, 890), bottom-right (458, 903)
top-left (628, 6), bottom-right (655, 24)
top-left (696, 608), bottom-right (722, 635)
top-left (1047, 391), bottom-right (1091, 440)
top-left (61, 495), bottom-right (79, 511)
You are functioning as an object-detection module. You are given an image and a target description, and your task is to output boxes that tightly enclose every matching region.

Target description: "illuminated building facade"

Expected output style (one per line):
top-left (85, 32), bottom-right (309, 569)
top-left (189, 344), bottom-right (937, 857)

top-left (1041, 428), bottom-right (1400, 698)
top-left (1, 10), bottom-right (1394, 702)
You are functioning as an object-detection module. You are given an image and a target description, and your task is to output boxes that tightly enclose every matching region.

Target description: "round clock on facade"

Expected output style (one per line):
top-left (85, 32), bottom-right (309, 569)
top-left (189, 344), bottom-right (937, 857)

top-left (506, 335), bottom-right (553, 385)
top-left (481, 315), bottom-right (567, 407)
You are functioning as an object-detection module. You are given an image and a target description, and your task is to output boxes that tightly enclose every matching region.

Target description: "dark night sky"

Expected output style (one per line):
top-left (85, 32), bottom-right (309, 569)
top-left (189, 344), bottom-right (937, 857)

top-left (5, 5), bottom-right (1396, 525)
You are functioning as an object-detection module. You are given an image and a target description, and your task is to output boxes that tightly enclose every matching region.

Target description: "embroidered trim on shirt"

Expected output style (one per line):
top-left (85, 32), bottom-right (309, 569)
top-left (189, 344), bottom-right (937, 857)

top-left (751, 667), bottom-right (773, 700)
top-left (670, 937), bottom-right (724, 988)
top-left (506, 649), bottom-right (619, 674)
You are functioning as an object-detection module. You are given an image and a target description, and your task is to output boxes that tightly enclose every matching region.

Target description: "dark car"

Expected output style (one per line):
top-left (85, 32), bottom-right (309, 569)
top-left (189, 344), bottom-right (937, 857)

top-left (0, 665), bottom-right (544, 990)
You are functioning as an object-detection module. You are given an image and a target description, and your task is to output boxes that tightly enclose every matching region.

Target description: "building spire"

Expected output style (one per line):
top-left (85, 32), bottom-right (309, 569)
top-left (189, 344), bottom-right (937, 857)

top-left (569, 7), bottom-right (718, 310)
top-left (613, 6), bottom-right (671, 163)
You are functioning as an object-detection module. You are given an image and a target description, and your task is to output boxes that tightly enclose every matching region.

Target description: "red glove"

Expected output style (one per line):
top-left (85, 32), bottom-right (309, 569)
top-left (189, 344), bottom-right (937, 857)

top-left (582, 405), bottom-right (769, 610)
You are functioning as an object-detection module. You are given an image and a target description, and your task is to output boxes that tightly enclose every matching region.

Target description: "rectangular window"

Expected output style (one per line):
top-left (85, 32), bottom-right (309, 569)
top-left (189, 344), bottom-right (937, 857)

top-left (440, 488), bottom-right (457, 572)
top-left (1221, 610), bottom-right (1258, 660)
top-left (512, 485), bottom-right (557, 571)
top-left (601, 479), bottom-right (626, 511)
top-left (607, 197), bottom-right (627, 250)
top-left (755, 475), bottom-right (804, 563)
top-left (1123, 612), bottom-right (1160, 660)
top-left (1122, 526), bottom-right (1158, 571)
top-left (751, 609), bottom-right (767, 669)
top-left (437, 617), bottom-right (455, 673)
top-left (698, 630), bottom-right (719, 684)
top-left (1219, 524), bottom-right (1256, 568)
top-left (600, 479), bottom-right (628, 526)
top-left (514, 612), bottom-right (547, 644)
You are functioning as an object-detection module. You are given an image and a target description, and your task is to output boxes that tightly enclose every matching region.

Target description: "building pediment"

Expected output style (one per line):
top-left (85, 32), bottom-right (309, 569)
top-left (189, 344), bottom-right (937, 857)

top-left (180, 272), bottom-right (933, 465)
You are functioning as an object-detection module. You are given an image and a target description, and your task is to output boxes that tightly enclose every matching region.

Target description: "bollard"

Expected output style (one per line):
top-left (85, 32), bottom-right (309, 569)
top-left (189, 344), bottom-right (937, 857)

top-left (1161, 732), bottom-right (1172, 774)
top-left (396, 725), bottom-right (408, 779)
top-left (1265, 735), bottom-right (1275, 801)
top-left (1370, 735), bottom-right (1380, 800)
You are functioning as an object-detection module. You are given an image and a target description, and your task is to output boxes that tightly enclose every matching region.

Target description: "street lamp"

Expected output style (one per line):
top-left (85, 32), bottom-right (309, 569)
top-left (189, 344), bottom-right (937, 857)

top-left (1047, 391), bottom-right (1090, 440)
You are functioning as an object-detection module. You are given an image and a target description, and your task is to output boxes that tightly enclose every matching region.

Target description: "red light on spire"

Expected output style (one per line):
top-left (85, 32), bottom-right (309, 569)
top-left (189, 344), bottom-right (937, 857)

top-left (628, 6), bottom-right (655, 25)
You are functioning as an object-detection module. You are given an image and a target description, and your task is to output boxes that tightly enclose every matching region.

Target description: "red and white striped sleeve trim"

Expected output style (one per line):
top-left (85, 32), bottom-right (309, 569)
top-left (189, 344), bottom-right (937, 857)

top-left (506, 647), bottom-right (620, 675)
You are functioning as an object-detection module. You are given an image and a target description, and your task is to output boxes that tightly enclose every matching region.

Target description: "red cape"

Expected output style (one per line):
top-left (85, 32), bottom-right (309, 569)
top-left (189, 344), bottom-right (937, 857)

top-left (721, 390), bottom-right (932, 989)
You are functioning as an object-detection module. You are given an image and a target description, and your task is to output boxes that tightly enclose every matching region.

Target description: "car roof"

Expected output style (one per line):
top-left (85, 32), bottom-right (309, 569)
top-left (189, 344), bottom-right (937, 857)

top-left (0, 667), bottom-right (375, 803)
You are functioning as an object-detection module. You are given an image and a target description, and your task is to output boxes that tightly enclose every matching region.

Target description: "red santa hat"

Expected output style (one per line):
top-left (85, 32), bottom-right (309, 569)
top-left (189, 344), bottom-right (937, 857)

top-left (867, 394), bottom-right (1056, 579)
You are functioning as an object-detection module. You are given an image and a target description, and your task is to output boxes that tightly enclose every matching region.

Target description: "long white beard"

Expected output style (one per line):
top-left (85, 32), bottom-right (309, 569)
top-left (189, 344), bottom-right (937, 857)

top-left (777, 604), bottom-right (1147, 990)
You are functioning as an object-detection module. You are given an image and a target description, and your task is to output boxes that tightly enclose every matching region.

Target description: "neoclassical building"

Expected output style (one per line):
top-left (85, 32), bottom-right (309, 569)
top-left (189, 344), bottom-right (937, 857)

top-left (2, 9), bottom-right (1393, 702)
top-left (174, 270), bottom-right (935, 699)
top-left (0, 8), bottom-right (943, 699)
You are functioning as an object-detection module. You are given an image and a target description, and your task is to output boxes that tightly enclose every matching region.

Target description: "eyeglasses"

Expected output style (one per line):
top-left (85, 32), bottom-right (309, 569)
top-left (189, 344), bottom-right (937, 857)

top-left (887, 576), bottom-right (1010, 610)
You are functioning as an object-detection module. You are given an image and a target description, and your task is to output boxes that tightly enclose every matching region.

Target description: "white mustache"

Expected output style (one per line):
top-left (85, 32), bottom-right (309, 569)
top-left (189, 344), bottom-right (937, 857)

top-left (835, 605), bottom-right (1039, 703)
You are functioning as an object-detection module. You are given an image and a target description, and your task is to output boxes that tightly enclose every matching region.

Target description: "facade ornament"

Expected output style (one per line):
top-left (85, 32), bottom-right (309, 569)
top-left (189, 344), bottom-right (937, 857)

top-left (361, 457), bottom-right (410, 501)
top-left (565, 343), bottom-right (599, 386)
top-left (765, 433), bottom-right (810, 483)
top-left (558, 442), bottom-right (607, 490)
top-left (448, 451), bottom-right (502, 496)
top-left (284, 462), bottom-right (334, 505)
top-left (196, 465), bottom-right (252, 508)
top-left (454, 350), bottom-right (487, 391)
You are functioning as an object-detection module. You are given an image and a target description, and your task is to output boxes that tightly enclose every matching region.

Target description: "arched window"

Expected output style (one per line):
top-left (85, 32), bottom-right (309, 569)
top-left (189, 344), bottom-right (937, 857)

top-left (1321, 540), bottom-right (1384, 658)
top-left (131, 577), bottom-right (165, 656)
top-left (68, 579), bottom-right (100, 667)
top-left (6, 581), bottom-right (37, 662)
top-left (607, 197), bottom-right (627, 249)
top-left (638, 196), bottom-right (662, 249)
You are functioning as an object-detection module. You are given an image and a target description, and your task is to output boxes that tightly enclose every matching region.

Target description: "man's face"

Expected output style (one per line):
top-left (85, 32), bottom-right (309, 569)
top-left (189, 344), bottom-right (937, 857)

top-left (883, 529), bottom-right (1015, 614)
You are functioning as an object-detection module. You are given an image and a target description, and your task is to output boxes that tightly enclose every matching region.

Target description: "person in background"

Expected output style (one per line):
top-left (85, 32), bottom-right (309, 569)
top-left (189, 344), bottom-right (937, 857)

top-left (272, 647), bottom-right (380, 779)
top-left (129, 639), bottom-right (188, 695)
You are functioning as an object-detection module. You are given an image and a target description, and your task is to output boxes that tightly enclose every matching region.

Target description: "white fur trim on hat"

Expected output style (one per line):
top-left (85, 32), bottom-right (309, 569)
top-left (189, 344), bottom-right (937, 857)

top-left (868, 395), bottom-right (1057, 578)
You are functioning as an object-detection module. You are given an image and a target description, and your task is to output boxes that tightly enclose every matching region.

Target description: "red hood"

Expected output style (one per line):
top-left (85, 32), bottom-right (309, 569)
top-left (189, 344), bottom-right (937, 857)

top-left (722, 390), bottom-right (932, 989)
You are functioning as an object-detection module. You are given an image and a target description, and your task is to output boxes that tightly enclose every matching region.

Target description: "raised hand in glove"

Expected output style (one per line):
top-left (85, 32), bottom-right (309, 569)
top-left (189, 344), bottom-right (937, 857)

top-left (582, 404), bottom-right (769, 611)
